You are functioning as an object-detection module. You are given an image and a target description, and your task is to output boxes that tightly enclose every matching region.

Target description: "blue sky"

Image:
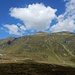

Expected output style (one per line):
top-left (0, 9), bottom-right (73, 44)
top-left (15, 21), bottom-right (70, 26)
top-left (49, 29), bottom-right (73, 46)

top-left (0, 0), bottom-right (75, 39)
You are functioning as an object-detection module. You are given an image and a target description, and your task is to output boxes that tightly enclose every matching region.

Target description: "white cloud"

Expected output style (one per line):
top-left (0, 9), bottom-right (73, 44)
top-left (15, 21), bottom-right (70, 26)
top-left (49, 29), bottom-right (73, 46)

top-left (20, 25), bottom-right (26, 31)
top-left (10, 3), bottom-right (57, 31)
top-left (3, 2), bottom-right (75, 35)
top-left (50, 19), bottom-right (75, 32)
top-left (50, 0), bottom-right (75, 32)
top-left (4, 24), bottom-right (26, 35)
top-left (4, 24), bottom-right (19, 35)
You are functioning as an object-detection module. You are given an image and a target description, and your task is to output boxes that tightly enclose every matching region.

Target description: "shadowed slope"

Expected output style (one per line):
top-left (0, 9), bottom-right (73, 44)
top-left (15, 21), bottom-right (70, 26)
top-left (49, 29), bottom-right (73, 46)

top-left (0, 62), bottom-right (75, 75)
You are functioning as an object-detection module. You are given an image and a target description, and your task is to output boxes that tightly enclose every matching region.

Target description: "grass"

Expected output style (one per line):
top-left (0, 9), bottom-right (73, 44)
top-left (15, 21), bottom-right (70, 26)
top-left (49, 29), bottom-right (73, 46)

top-left (0, 31), bottom-right (75, 72)
top-left (0, 61), bottom-right (75, 75)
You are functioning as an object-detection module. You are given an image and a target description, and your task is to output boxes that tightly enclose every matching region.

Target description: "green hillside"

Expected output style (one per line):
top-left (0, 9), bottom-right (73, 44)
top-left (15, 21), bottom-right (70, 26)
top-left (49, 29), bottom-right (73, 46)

top-left (0, 31), bottom-right (75, 67)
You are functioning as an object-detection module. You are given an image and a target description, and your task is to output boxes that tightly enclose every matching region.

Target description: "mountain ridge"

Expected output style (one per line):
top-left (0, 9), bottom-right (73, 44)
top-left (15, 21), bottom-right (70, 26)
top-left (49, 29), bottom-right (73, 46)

top-left (0, 31), bottom-right (75, 67)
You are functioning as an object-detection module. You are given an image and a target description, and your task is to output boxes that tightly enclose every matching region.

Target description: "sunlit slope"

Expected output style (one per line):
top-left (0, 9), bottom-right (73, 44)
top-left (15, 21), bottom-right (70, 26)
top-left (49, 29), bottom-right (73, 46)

top-left (0, 32), bottom-right (75, 66)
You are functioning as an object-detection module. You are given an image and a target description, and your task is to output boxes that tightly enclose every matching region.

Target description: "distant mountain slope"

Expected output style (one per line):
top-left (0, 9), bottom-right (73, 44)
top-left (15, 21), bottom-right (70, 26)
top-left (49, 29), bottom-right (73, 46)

top-left (0, 36), bottom-right (16, 44)
top-left (0, 32), bottom-right (75, 67)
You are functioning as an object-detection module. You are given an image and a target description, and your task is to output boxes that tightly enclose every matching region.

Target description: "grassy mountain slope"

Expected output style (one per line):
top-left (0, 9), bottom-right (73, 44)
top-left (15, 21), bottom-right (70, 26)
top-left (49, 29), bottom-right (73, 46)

top-left (0, 31), bottom-right (75, 67)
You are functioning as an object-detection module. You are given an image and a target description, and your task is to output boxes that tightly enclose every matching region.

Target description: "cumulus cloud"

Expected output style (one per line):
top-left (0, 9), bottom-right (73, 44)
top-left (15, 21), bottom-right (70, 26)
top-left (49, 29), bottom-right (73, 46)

top-left (3, 1), bottom-right (75, 35)
top-left (9, 3), bottom-right (57, 31)
top-left (50, 19), bottom-right (75, 32)
top-left (50, 0), bottom-right (75, 32)
top-left (4, 24), bottom-right (26, 35)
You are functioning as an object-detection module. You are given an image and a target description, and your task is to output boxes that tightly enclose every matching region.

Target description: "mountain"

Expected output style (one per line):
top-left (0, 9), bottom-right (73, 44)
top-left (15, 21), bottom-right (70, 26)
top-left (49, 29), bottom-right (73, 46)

top-left (0, 31), bottom-right (75, 67)
top-left (0, 36), bottom-right (16, 44)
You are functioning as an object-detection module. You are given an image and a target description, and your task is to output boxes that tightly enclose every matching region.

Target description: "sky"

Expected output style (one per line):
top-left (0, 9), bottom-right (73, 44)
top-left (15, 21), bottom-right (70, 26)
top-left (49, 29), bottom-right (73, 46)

top-left (0, 0), bottom-right (75, 39)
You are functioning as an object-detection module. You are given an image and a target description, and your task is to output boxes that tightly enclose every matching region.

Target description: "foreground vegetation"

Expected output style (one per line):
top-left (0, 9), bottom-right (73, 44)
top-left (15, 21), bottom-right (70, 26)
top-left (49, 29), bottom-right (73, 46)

top-left (0, 61), bottom-right (75, 75)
